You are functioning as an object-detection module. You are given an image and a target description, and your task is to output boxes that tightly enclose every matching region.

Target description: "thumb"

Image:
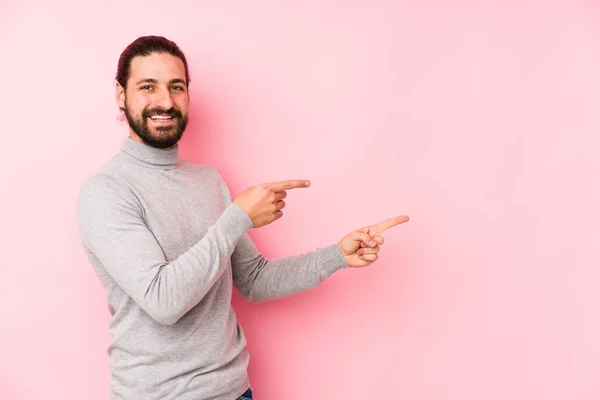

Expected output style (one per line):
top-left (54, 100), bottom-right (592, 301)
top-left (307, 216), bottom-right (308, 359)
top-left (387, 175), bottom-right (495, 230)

top-left (348, 231), bottom-right (377, 247)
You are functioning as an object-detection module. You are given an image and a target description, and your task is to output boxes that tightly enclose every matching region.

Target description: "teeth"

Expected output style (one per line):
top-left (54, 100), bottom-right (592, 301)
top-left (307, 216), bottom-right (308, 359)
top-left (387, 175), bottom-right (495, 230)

top-left (150, 116), bottom-right (173, 120)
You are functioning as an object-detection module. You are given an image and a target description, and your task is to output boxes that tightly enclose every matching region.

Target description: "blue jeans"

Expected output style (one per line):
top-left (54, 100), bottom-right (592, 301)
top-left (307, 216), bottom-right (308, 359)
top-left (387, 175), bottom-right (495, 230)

top-left (236, 387), bottom-right (253, 400)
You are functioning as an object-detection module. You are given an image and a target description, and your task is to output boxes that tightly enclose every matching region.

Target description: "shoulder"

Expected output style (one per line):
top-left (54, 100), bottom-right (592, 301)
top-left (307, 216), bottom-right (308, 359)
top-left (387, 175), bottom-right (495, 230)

top-left (179, 160), bottom-right (228, 184)
top-left (78, 170), bottom-right (130, 199)
top-left (179, 161), bottom-right (233, 201)
top-left (179, 160), bottom-right (218, 174)
top-left (76, 169), bottom-right (143, 220)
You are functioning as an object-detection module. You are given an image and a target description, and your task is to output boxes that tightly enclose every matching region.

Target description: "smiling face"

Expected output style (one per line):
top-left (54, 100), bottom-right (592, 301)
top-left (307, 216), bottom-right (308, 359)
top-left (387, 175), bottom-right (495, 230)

top-left (116, 52), bottom-right (189, 149)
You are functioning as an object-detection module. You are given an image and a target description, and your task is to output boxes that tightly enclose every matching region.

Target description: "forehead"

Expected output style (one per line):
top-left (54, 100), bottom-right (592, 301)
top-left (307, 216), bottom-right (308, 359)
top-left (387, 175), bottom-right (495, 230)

top-left (128, 53), bottom-right (186, 84)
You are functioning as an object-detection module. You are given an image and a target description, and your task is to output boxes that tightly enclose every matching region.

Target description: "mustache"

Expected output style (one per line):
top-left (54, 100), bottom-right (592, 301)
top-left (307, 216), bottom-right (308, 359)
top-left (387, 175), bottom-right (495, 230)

top-left (142, 107), bottom-right (183, 119)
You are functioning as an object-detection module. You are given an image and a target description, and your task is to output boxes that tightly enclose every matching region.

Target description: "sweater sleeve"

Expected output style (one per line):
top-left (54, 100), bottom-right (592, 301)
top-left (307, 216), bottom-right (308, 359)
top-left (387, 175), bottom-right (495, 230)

top-left (216, 175), bottom-right (349, 302)
top-left (231, 235), bottom-right (349, 302)
top-left (76, 174), bottom-right (253, 325)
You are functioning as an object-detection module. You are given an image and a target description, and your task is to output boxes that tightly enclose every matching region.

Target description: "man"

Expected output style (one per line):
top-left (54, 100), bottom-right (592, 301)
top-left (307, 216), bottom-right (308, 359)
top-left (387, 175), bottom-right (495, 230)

top-left (76, 35), bottom-right (408, 400)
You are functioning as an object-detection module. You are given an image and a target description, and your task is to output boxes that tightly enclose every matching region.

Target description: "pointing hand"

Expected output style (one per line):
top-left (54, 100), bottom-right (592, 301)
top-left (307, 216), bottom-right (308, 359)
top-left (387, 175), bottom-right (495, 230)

top-left (234, 180), bottom-right (311, 228)
top-left (338, 216), bottom-right (409, 268)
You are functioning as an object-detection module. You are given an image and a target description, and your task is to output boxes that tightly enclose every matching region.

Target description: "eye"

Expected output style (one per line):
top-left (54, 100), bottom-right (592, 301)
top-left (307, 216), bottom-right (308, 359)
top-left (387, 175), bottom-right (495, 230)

top-left (171, 85), bottom-right (185, 92)
top-left (140, 85), bottom-right (154, 91)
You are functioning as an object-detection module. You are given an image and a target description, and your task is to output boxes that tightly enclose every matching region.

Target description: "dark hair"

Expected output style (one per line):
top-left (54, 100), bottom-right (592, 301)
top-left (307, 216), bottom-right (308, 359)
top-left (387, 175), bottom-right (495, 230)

top-left (116, 35), bottom-right (190, 88)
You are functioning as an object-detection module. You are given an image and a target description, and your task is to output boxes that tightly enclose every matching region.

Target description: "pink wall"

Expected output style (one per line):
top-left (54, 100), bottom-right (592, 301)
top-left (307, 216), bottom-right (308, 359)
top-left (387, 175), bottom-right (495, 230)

top-left (2, 1), bottom-right (600, 399)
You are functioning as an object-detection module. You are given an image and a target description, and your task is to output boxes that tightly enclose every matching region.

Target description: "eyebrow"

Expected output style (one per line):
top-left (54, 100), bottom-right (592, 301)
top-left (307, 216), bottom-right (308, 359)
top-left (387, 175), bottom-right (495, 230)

top-left (135, 78), bottom-right (187, 85)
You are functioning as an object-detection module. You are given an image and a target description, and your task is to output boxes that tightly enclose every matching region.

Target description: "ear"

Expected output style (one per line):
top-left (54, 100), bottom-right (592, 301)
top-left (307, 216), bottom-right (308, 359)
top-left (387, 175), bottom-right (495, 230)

top-left (116, 82), bottom-right (126, 110)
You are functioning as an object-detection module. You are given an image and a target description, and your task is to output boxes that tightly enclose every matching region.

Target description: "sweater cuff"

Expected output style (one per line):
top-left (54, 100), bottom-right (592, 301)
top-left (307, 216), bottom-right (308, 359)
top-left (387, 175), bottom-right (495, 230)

top-left (215, 203), bottom-right (254, 237)
top-left (317, 243), bottom-right (350, 278)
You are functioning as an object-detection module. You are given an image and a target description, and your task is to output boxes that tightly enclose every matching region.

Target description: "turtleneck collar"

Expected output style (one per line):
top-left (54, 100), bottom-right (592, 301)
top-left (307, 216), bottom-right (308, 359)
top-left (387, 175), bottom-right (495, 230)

top-left (120, 137), bottom-right (180, 169)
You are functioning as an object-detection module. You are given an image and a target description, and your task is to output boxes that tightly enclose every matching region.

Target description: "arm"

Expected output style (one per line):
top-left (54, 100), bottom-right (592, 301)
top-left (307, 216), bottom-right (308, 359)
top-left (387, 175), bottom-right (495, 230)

top-left (231, 212), bottom-right (410, 301)
top-left (76, 174), bottom-right (252, 325)
top-left (231, 233), bottom-right (348, 302)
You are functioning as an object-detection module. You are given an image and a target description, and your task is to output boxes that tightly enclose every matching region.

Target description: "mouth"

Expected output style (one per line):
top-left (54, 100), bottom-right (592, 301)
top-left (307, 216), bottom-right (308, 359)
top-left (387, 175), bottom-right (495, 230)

top-left (148, 115), bottom-right (175, 125)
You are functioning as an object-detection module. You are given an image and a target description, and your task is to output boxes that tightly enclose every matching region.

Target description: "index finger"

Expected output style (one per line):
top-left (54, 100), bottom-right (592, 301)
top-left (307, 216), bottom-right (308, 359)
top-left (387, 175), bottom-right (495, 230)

top-left (369, 215), bottom-right (409, 234)
top-left (267, 180), bottom-right (311, 191)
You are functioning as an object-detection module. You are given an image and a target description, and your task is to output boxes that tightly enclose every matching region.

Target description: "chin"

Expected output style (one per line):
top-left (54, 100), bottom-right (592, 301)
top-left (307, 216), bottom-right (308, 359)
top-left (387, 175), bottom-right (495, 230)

top-left (149, 133), bottom-right (182, 148)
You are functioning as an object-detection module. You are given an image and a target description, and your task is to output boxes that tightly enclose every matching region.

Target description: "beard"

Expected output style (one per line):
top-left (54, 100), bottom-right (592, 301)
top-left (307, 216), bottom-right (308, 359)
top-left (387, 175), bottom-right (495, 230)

top-left (123, 100), bottom-right (188, 149)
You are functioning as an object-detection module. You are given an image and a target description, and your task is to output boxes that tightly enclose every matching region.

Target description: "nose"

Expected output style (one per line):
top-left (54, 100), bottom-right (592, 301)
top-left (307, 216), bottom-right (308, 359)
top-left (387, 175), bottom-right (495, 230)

top-left (154, 86), bottom-right (174, 110)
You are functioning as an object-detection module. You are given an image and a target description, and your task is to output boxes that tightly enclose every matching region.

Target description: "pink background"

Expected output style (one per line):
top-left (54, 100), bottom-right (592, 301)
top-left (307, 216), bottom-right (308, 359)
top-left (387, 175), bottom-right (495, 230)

top-left (2, 1), bottom-right (600, 399)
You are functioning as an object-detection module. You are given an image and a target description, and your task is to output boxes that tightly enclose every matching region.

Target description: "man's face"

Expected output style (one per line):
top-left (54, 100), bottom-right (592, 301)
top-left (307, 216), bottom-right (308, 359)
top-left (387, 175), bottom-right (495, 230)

top-left (117, 53), bottom-right (189, 149)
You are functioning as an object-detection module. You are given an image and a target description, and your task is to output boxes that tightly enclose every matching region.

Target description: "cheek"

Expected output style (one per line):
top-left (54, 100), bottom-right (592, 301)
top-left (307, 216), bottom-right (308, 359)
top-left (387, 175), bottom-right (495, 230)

top-left (126, 95), bottom-right (151, 114)
top-left (175, 97), bottom-right (189, 113)
top-left (133, 95), bottom-right (151, 109)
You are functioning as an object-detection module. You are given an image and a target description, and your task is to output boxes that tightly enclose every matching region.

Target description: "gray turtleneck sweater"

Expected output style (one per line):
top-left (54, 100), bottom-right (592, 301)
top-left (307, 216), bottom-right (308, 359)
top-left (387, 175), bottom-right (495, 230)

top-left (76, 138), bottom-right (348, 400)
